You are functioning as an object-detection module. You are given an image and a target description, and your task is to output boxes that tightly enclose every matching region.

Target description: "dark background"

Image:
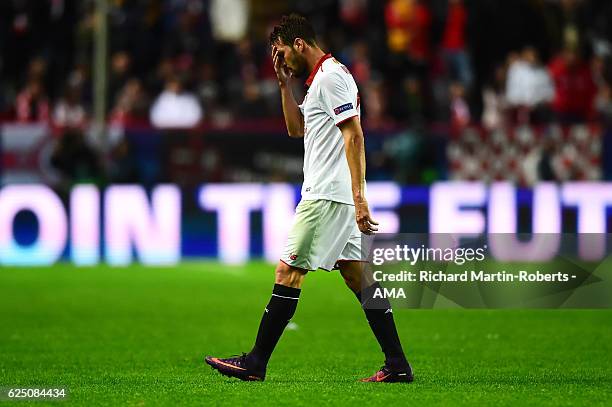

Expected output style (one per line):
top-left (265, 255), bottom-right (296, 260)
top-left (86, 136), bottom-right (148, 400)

top-left (1, 0), bottom-right (611, 188)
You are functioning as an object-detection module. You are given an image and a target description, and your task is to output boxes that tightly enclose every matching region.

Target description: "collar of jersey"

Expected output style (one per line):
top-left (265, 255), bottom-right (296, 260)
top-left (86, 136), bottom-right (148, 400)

top-left (305, 53), bottom-right (333, 89)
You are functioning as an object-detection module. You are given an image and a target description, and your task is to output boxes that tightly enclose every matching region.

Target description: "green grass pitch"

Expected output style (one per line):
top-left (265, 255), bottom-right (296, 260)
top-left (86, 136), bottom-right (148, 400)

top-left (0, 261), bottom-right (611, 406)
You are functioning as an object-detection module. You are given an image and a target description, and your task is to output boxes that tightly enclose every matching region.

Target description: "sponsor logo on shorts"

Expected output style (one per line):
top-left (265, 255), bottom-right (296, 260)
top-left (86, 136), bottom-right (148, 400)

top-left (334, 103), bottom-right (353, 115)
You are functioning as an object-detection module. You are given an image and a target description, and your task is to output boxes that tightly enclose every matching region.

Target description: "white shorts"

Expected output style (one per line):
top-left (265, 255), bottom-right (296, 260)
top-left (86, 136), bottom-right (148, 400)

top-left (281, 199), bottom-right (363, 271)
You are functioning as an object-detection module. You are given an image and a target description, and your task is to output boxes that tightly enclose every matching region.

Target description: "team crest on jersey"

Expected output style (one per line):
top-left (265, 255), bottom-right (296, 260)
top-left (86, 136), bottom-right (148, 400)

top-left (334, 103), bottom-right (353, 115)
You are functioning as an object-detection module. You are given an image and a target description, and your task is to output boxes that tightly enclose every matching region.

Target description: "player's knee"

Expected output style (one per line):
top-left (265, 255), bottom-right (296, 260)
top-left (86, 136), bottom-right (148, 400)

top-left (275, 263), bottom-right (306, 288)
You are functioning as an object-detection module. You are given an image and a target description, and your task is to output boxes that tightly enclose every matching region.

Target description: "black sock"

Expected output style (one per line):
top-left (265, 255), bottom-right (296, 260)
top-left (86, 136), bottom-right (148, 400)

top-left (356, 283), bottom-right (409, 371)
top-left (247, 284), bottom-right (301, 370)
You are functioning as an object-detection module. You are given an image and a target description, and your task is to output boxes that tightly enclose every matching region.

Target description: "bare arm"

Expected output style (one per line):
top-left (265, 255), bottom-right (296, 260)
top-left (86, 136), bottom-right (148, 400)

top-left (272, 46), bottom-right (304, 138)
top-left (339, 116), bottom-right (378, 235)
top-left (279, 86), bottom-right (304, 138)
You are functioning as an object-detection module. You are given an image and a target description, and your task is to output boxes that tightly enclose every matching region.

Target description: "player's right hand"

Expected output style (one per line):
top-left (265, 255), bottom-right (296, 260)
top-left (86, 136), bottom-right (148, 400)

top-left (271, 45), bottom-right (291, 88)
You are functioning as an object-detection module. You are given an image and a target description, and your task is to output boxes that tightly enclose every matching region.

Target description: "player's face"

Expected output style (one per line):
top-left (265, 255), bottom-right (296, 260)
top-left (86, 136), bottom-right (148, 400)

top-left (275, 40), bottom-right (308, 78)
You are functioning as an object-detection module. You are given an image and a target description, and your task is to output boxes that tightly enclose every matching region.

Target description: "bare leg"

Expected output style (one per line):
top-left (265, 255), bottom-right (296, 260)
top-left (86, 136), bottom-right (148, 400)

top-left (275, 261), bottom-right (307, 288)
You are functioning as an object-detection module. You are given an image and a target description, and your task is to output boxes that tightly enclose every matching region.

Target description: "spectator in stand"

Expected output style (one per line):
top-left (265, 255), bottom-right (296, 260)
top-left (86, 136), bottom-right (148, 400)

top-left (548, 0), bottom-right (588, 55)
top-left (505, 46), bottom-right (554, 124)
top-left (595, 82), bottom-right (612, 125)
top-left (591, 54), bottom-right (609, 90)
top-left (384, 0), bottom-right (414, 83)
top-left (440, 0), bottom-right (472, 89)
top-left (53, 83), bottom-right (87, 130)
top-left (548, 46), bottom-right (596, 123)
top-left (339, 0), bottom-right (368, 32)
top-left (400, 76), bottom-right (425, 126)
top-left (26, 56), bottom-right (47, 84)
top-left (482, 64), bottom-right (508, 130)
top-left (234, 38), bottom-right (268, 118)
top-left (384, 0), bottom-right (430, 122)
top-left (384, 0), bottom-right (432, 66)
top-left (15, 79), bottom-right (49, 123)
top-left (108, 51), bottom-right (132, 109)
top-left (348, 41), bottom-right (371, 86)
top-left (363, 79), bottom-right (388, 129)
top-left (197, 63), bottom-right (220, 114)
top-left (210, 0), bottom-right (249, 43)
top-left (449, 81), bottom-right (470, 134)
top-left (110, 78), bottom-right (149, 126)
top-left (149, 56), bottom-right (176, 96)
top-left (150, 76), bottom-right (202, 128)
top-left (591, 53), bottom-right (612, 126)
top-left (537, 137), bottom-right (559, 182)
top-left (239, 75), bottom-right (268, 118)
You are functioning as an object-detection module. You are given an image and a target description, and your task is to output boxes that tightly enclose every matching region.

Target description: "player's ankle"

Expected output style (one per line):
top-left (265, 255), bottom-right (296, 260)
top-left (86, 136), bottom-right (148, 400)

top-left (246, 350), bottom-right (268, 373)
top-left (385, 355), bottom-right (411, 373)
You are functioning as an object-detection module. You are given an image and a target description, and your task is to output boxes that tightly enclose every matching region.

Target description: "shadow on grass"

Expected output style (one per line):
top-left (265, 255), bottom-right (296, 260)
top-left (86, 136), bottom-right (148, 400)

top-left (243, 375), bottom-right (612, 386)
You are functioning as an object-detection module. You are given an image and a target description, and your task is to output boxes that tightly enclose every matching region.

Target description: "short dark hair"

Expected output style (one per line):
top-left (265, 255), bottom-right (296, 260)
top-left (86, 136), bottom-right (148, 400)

top-left (269, 14), bottom-right (317, 47)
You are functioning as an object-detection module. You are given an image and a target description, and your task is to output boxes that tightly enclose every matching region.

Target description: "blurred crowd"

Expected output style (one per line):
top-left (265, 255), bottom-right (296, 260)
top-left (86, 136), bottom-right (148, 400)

top-left (1, 0), bottom-right (611, 185)
top-left (2, 0), bottom-right (612, 128)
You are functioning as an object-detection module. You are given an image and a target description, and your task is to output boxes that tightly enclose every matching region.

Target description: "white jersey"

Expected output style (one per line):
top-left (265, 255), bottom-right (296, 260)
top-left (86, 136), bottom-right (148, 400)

top-left (299, 54), bottom-right (361, 205)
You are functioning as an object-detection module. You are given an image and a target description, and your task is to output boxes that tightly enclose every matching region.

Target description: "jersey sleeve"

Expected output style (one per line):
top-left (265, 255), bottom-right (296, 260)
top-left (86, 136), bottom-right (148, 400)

top-left (319, 71), bottom-right (358, 126)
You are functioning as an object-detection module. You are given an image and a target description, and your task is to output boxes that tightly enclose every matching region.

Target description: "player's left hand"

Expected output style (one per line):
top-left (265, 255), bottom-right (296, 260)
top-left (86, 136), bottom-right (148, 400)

top-left (355, 200), bottom-right (379, 235)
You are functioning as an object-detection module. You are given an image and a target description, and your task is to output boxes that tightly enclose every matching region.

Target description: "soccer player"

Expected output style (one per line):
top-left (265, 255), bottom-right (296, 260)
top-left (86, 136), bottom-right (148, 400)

top-left (205, 14), bottom-right (413, 383)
